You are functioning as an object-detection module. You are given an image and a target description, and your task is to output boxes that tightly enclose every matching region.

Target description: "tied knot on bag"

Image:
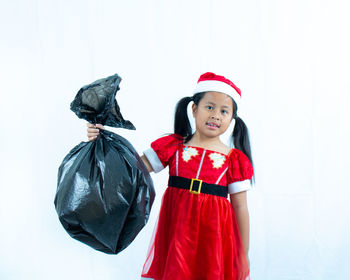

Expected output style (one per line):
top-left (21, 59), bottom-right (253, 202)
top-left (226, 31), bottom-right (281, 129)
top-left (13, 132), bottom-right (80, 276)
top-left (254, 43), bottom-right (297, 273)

top-left (70, 73), bottom-right (135, 130)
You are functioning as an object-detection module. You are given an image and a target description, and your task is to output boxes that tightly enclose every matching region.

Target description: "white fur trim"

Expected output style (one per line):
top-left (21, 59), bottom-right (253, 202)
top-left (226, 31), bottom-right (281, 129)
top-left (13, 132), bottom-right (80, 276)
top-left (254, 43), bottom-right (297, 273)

top-left (228, 179), bottom-right (252, 194)
top-left (143, 148), bottom-right (164, 173)
top-left (193, 80), bottom-right (241, 106)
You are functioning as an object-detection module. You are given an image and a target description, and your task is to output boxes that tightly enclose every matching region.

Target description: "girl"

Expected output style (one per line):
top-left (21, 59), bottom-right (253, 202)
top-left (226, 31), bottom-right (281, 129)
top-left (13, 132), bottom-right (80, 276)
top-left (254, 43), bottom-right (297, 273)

top-left (87, 72), bottom-right (255, 280)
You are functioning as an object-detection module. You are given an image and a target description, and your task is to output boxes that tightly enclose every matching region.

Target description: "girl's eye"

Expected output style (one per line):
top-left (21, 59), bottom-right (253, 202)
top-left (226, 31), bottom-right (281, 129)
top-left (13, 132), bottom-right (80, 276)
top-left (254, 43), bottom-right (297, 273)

top-left (206, 106), bottom-right (214, 110)
top-left (221, 110), bottom-right (228, 114)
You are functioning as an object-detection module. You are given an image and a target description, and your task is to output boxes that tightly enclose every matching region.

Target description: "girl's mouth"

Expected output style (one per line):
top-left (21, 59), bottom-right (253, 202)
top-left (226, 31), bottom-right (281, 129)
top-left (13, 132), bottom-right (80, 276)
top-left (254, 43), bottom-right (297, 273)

top-left (206, 122), bottom-right (220, 129)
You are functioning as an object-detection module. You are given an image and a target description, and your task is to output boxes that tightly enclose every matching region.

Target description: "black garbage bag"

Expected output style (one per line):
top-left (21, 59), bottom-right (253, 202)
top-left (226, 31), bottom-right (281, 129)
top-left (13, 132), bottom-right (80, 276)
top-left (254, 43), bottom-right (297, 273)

top-left (54, 74), bottom-right (155, 254)
top-left (69, 73), bottom-right (135, 130)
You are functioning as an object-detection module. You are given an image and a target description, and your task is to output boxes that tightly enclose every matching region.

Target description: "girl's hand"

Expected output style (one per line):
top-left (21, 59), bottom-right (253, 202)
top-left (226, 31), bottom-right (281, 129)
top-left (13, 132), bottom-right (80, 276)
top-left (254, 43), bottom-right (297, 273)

top-left (246, 254), bottom-right (250, 269)
top-left (87, 123), bottom-right (105, 141)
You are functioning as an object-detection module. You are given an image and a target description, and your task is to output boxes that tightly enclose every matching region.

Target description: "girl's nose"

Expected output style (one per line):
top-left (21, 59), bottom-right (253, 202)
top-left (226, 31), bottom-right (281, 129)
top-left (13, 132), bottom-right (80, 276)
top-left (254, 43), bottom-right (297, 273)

top-left (211, 114), bottom-right (219, 120)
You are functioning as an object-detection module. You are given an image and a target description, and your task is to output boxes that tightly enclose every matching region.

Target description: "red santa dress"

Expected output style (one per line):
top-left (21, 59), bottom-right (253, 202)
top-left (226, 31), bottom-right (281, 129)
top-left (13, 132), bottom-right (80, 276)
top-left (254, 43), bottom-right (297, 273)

top-left (141, 134), bottom-right (254, 280)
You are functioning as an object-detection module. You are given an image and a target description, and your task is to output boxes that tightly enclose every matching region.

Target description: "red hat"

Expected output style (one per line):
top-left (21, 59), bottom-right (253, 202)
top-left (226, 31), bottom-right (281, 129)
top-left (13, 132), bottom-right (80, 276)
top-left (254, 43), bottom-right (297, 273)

top-left (193, 72), bottom-right (241, 106)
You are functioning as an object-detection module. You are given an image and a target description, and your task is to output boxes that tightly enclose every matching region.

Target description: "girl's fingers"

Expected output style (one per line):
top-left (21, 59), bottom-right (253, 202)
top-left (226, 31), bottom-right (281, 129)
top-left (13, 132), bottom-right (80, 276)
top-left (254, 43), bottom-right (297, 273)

top-left (87, 123), bottom-right (95, 128)
top-left (95, 124), bottom-right (105, 129)
top-left (86, 123), bottom-right (104, 141)
top-left (87, 133), bottom-right (99, 139)
top-left (86, 123), bottom-right (104, 129)
top-left (87, 128), bottom-right (100, 133)
top-left (88, 136), bottom-right (98, 142)
top-left (86, 123), bottom-right (104, 127)
top-left (87, 129), bottom-right (99, 135)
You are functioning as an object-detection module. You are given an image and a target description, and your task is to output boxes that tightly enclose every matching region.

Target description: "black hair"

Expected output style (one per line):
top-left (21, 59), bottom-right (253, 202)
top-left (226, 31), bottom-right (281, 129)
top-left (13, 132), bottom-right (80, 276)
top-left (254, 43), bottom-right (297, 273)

top-left (174, 92), bottom-right (255, 184)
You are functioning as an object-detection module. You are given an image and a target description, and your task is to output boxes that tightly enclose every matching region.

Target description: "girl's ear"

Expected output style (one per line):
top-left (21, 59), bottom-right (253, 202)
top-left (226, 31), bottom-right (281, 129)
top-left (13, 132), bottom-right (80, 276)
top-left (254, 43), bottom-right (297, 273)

top-left (192, 103), bottom-right (197, 117)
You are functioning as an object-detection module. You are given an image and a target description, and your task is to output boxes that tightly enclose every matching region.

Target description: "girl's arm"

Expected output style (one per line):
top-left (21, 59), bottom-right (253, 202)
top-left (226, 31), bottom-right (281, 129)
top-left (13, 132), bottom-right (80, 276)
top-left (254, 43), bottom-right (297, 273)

top-left (230, 191), bottom-right (250, 257)
top-left (87, 123), bottom-right (154, 173)
top-left (141, 154), bottom-right (154, 173)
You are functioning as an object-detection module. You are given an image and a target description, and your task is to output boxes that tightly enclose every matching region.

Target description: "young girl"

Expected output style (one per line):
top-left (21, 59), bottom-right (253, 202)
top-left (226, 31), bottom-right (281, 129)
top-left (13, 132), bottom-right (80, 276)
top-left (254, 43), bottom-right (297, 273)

top-left (87, 72), bottom-right (255, 280)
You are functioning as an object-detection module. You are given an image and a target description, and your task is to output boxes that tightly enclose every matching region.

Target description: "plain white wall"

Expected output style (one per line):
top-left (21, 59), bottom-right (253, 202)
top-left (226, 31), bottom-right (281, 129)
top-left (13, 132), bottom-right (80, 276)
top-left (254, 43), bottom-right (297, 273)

top-left (1, 0), bottom-right (349, 279)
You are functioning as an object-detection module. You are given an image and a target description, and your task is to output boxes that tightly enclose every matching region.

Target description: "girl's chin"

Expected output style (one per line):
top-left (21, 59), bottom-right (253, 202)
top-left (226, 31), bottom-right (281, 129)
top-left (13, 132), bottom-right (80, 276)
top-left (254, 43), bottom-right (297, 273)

top-left (197, 129), bottom-right (222, 138)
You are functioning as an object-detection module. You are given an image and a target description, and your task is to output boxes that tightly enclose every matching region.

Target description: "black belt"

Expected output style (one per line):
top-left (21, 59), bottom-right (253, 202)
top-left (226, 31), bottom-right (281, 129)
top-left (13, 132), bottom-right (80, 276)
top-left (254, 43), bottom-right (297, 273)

top-left (168, 176), bottom-right (227, 198)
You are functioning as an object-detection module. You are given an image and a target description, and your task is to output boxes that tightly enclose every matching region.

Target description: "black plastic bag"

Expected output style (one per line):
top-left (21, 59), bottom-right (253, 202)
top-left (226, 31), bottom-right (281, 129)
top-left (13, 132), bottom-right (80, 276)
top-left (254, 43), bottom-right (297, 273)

top-left (70, 73), bottom-right (135, 130)
top-left (54, 74), bottom-right (155, 254)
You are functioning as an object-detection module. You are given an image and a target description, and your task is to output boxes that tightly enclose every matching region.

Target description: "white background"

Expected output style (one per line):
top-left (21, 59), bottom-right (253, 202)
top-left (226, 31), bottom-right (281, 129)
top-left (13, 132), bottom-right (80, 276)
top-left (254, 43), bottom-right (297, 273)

top-left (1, 0), bottom-right (350, 279)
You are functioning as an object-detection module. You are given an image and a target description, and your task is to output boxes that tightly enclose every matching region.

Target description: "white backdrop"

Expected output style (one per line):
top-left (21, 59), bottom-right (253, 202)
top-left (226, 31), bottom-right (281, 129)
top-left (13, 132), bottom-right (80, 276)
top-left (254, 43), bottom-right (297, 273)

top-left (1, 0), bottom-right (350, 279)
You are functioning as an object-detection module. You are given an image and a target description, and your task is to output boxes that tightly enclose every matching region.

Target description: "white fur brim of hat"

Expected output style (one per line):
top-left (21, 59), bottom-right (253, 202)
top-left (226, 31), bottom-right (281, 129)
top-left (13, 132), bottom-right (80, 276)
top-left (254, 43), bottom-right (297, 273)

top-left (193, 80), bottom-right (241, 107)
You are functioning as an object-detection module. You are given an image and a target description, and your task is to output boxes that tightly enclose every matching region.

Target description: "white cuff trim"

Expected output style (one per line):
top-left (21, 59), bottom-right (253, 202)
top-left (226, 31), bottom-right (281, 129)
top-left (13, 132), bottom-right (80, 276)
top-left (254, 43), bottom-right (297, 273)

top-left (143, 148), bottom-right (164, 173)
top-left (228, 179), bottom-right (252, 194)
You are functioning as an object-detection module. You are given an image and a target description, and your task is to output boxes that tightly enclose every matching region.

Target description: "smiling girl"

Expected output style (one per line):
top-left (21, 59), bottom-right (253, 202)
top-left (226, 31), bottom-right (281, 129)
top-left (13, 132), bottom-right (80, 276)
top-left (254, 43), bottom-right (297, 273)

top-left (87, 72), bottom-right (255, 280)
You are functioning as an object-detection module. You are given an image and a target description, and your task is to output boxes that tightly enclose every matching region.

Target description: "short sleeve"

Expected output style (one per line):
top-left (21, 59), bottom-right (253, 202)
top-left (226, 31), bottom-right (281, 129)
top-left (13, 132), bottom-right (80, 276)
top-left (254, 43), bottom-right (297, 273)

top-left (227, 149), bottom-right (254, 194)
top-left (143, 134), bottom-right (183, 173)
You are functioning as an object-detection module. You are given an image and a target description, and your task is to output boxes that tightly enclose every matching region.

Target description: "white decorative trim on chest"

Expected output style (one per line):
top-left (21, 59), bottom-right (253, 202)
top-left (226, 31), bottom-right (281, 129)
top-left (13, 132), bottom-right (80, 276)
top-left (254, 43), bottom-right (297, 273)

top-left (182, 147), bottom-right (198, 162)
top-left (209, 152), bottom-right (226, 169)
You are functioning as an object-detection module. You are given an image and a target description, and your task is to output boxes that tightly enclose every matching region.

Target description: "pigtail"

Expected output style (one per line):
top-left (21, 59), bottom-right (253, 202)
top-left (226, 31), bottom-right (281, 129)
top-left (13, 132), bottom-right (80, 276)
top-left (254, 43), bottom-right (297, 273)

top-left (232, 116), bottom-right (256, 184)
top-left (174, 96), bottom-right (193, 139)
top-left (174, 92), bottom-right (206, 143)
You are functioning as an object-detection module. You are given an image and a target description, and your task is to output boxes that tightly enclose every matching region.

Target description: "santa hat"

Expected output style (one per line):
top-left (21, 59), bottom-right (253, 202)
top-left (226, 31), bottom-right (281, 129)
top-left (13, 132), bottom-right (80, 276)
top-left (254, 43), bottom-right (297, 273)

top-left (193, 72), bottom-right (241, 107)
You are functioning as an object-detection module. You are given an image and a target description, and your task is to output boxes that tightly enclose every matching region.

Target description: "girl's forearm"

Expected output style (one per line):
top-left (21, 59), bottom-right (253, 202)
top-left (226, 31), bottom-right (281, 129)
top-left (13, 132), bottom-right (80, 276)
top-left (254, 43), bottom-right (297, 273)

top-left (141, 154), bottom-right (154, 173)
top-left (233, 205), bottom-right (250, 255)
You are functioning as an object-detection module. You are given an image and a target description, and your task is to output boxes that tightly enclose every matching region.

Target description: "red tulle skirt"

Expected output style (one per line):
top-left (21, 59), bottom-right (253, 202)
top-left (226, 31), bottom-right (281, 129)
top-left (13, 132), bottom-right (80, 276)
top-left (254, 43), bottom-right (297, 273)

top-left (141, 186), bottom-right (250, 280)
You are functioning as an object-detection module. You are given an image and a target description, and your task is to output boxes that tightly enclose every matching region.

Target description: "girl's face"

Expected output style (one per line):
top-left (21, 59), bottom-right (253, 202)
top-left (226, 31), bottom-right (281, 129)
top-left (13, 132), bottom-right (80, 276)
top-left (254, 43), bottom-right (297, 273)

top-left (192, 91), bottom-right (234, 139)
